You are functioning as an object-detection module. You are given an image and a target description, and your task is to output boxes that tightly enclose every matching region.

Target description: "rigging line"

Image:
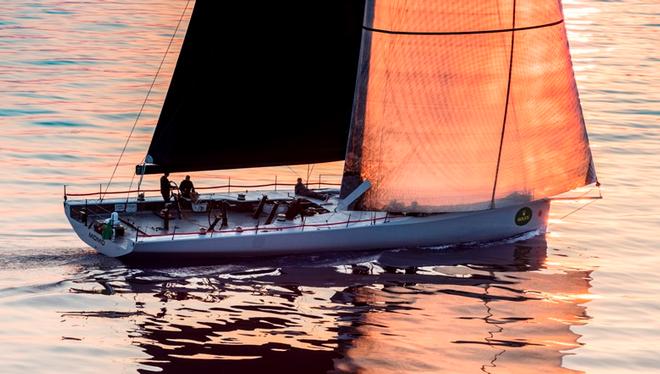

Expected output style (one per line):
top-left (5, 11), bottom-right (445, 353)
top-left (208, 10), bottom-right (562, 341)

top-left (306, 164), bottom-right (315, 186)
top-left (363, 19), bottom-right (563, 36)
top-left (559, 198), bottom-right (598, 220)
top-left (285, 165), bottom-right (301, 179)
top-left (490, 0), bottom-right (517, 209)
top-left (306, 164), bottom-right (311, 185)
top-left (102, 0), bottom-right (192, 202)
top-left (566, 185), bottom-right (602, 200)
top-left (123, 170), bottom-right (138, 205)
top-left (557, 182), bottom-right (602, 219)
top-left (549, 182), bottom-right (603, 201)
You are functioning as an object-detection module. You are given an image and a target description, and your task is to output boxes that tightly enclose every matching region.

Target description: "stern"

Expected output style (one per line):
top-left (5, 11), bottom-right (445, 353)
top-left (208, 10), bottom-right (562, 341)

top-left (64, 201), bottom-right (135, 257)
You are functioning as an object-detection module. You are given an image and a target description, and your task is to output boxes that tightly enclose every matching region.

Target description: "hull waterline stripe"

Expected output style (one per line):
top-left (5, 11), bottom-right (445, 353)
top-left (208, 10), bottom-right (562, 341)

top-left (362, 19), bottom-right (563, 36)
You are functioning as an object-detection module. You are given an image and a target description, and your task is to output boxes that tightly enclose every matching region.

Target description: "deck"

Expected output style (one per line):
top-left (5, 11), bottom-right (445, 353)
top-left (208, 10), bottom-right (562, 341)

top-left (65, 188), bottom-right (392, 249)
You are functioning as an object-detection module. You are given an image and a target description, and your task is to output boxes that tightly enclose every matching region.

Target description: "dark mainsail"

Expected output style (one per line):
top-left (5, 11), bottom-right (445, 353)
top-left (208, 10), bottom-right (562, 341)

top-left (140, 1), bottom-right (366, 174)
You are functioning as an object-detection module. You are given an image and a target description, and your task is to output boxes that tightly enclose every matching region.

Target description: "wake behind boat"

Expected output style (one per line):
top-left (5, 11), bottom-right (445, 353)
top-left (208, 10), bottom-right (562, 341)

top-left (64, 0), bottom-right (598, 258)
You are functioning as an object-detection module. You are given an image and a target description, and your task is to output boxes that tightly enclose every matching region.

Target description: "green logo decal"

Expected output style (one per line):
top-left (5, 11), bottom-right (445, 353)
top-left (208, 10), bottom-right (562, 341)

top-left (515, 207), bottom-right (532, 226)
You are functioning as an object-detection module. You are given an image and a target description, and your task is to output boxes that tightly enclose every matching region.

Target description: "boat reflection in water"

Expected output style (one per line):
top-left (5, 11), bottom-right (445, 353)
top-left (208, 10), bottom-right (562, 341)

top-left (63, 235), bottom-right (590, 373)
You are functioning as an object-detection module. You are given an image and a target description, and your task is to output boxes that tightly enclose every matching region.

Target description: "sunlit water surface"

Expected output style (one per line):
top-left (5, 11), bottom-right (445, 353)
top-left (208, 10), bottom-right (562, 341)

top-left (0, 0), bottom-right (658, 373)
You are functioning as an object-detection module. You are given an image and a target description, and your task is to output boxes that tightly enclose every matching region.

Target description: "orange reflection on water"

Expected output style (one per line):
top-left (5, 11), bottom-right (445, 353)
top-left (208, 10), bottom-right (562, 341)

top-left (8, 237), bottom-right (590, 373)
top-left (1, 0), bottom-right (658, 371)
top-left (335, 269), bottom-right (589, 373)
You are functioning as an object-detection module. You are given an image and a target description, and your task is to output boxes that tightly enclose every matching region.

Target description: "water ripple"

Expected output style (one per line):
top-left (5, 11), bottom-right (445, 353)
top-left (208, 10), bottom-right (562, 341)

top-left (0, 0), bottom-right (659, 373)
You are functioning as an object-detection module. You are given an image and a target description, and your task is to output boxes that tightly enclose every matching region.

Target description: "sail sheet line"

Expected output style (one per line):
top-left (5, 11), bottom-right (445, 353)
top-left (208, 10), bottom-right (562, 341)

top-left (362, 19), bottom-right (562, 36)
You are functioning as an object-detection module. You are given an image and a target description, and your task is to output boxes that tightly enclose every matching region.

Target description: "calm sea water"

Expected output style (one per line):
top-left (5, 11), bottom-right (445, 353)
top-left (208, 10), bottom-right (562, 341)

top-left (1, 0), bottom-right (658, 373)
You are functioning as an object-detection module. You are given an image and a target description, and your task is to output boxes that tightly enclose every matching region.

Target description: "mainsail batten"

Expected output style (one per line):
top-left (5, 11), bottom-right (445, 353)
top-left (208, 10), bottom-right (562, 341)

top-left (341, 0), bottom-right (597, 213)
top-left (142, 1), bottom-right (366, 174)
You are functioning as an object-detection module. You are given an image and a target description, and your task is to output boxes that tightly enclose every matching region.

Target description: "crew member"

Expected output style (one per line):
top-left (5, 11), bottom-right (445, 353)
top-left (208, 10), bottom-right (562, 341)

top-left (179, 175), bottom-right (196, 199)
top-left (294, 178), bottom-right (328, 200)
top-left (160, 172), bottom-right (171, 202)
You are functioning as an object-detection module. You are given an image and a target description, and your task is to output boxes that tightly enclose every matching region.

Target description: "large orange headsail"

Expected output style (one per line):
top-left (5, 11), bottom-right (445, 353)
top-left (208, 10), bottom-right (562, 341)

top-left (342, 0), bottom-right (597, 212)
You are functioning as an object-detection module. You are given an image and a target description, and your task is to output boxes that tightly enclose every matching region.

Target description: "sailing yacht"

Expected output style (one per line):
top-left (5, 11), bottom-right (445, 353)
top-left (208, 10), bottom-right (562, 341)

top-left (64, 0), bottom-right (598, 258)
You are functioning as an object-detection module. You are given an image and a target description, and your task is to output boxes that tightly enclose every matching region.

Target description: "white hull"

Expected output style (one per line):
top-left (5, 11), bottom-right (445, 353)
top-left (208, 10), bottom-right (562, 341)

top-left (65, 194), bottom-right (550, 258)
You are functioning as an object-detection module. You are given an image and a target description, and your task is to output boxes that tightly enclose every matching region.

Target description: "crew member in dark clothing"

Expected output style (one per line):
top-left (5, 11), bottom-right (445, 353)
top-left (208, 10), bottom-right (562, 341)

top-left (160, 172), bottom-right (171, 202)
top-left (179, 175), bottom-right (195, 199)
top-left (294, 178), bottom-right (328, 200)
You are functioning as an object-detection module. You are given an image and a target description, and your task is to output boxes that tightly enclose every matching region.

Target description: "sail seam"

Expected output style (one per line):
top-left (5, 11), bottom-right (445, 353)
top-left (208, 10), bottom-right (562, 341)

top-left (490, 0), bottom-right (518, 209)
top-left (363, 19), bottom-right (561, 36)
